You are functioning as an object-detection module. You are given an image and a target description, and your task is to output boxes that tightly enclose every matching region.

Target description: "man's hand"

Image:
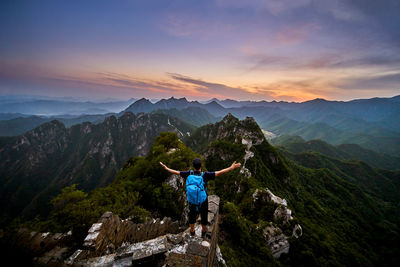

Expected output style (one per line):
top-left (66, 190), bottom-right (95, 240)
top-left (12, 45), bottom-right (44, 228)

top-left (230, 161), bottom-right (241, 170)
top-left (215, 161), bottom-right (242, 176)
top-left (159, 162), bottom-right (167, 170)
top-left (159, 162), bottom-right (180, 175)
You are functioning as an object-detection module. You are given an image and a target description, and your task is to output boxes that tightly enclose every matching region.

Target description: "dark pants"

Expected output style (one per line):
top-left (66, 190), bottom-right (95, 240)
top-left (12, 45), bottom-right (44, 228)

top-left (188, 197), bottom-right (208, 225)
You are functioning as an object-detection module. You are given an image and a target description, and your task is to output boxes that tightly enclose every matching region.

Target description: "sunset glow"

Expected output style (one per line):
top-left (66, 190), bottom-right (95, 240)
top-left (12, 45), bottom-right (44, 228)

top-left (1, 0), bottom-right (399, 101)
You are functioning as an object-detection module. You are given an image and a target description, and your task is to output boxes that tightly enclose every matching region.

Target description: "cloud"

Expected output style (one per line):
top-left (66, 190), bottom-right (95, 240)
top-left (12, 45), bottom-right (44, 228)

top-left (166, 72), bottom-right (332, 101)
top-left (97, 72), bottom-right (188, 93)
top-left (159, 12), bottom-right (232, 39)
top-left (330, 55), bottom-right (400, 69)
top-left (274, 23), bottom-right (319, 45)
top-left (315, 0), bottom-right (367, 22)
top-left (166, 72), bottom-right (256, 99)
top-left (242, 52), bottom-right (342, 73)
top-left (338, 72), bottom-right (400, 91)
top-left (215, 0), bottom-right (311, 15)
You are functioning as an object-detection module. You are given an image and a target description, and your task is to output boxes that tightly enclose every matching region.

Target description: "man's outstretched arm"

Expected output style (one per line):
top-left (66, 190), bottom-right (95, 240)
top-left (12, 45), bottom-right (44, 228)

top-left (215, 161), bottom-right (241, 177)
top-left (160, 162), bottom-right (180, 175)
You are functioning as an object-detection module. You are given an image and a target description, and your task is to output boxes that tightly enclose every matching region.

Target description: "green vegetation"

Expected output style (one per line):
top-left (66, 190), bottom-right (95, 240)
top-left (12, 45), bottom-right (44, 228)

top-left (184, 116), bottom-right (399, 266)
top-left (18, 132), bottom-right (199, 241)
top-left (4, 114), bottom-right (400, 266)
top-left (273, 136), bottom-right (400, 170)
top-left (219, 202), bottom-right (277, 266)
top-left (260, 114), bottom-right (400, 157)
top-left (0, 112), bottom-right (194, 227)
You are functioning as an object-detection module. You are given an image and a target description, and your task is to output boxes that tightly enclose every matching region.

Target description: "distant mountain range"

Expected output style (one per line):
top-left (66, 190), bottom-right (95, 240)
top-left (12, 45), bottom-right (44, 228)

top-left (123, 96), bottom-right (400, 156)
top-left (0, 96), bottom-right (136, 115)
top-left (123, 97), bottom-right (226, 117)
top-left (1, 95), bottom-right (399, 156)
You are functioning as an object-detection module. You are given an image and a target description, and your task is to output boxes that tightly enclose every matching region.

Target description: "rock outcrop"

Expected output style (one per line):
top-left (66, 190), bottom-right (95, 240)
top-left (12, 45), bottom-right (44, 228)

top-left (20, 195), bottom-right (222, 266)
top-left (240, 138), bottom-right (256, 178)
top-left (253, 188), bottom-right (293, 224)
top-left (252, 188), bottom-right (301, 258)
top-left (186, 114), bottom-right (265, 152)
top-left (263, 225), bottom-right (290, 258)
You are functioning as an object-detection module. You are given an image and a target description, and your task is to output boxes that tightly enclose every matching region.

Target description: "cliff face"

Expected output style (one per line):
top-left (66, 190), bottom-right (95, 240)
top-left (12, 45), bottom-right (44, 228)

top-left (185, 113), bottom-right (265, 152)
top-left (0, 112), bottom-right (193, 221)
top-left (185, 114), bottom-right (301, 261)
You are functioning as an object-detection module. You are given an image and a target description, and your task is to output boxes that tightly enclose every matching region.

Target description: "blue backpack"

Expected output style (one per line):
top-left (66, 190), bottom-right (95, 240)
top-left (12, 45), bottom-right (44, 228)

top-left (186, 170), bottom-right (207, 206)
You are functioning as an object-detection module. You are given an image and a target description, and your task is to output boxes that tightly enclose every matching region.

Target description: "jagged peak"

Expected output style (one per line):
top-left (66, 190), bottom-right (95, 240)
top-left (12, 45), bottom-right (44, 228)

top-left (243, 116), bottom-right (257, 123)
top-left (190, 113), bottom-right (265, 146)
top-left (31, 119), bottom-right (66, 132)
top-left (221, 113), bottom-right (239, 123)
top-left (157, 97), bottom-right (188, 103)
top-left (134, 98), bottom-right (152, 104)
top-left (304, 98), bottom-right (329, 104)
top-left (205, 100), bottom-right (223, 107)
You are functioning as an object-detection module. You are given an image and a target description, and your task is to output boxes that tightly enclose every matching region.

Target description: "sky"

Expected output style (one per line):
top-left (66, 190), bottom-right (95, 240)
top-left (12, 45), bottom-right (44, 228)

top-left (0, 0), bottom-right (399, 102)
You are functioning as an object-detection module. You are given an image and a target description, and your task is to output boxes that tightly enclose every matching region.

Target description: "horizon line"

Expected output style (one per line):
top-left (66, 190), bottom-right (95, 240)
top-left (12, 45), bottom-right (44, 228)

top-left (1, 93), bottom-right (399, 104)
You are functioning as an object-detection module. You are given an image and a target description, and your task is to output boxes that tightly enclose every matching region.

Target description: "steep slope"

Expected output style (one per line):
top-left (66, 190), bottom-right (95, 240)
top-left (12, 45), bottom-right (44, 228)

top-left (185, 114), bottom-right (399, 266)
top-left (274, 137), bottom-right (400, 170)
top-left (261, 113), bottom-right (400, 157)
top-left (0, 112), bottom-right (194, 223)
top-left (279, 149), bottom-right (400, 203)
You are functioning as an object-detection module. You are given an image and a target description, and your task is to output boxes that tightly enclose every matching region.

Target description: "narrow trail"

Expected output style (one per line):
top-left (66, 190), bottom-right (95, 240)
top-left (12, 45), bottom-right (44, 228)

top-left (167, 118), bottom-right (184, 137)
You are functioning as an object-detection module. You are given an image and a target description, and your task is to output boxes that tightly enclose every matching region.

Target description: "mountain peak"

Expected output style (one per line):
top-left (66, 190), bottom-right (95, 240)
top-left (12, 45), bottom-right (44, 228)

top-left (124, 98), bottom-right (154, 114)
top-left (306, 98), bottom-right (328, 103)
top-left (186, 113), bottom-right (265, 150)
top-left (221, 113), bottom-right (238, 123)
top-left (205, 100), bottom-right (224, 109)
top-left (31, 119), bottom-right (66, 133)
top-left (136, 98), bottom-right (151, 103)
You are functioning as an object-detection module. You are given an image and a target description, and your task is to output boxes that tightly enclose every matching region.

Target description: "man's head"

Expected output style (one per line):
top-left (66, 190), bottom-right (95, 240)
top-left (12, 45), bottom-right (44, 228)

top-left (193, 158), bottom-right (202, 171)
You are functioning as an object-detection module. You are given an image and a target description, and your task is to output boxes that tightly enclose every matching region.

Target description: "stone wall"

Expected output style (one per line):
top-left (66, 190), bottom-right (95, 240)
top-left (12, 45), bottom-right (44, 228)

top-left (67, 195), bottom-right (222, 266)
top-left (163, 195), bottom-right (220, 267)
top-left (80, 212), bottom-right (183, 258)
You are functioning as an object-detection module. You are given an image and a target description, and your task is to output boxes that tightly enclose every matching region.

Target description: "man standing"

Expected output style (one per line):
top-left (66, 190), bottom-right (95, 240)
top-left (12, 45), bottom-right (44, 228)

top-left (160, 158), bottom-right (241, 238)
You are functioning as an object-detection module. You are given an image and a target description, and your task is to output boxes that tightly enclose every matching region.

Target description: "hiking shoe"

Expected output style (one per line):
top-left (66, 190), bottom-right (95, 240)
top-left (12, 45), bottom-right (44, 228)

top-left (190, 230), bottom-right (195, 236)
top-left (201, 231), bottom-right (206, 238)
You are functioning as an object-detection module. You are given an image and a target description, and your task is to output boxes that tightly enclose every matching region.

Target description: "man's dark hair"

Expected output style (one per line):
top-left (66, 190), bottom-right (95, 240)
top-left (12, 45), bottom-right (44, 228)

top-left (193, 158), bottom-right (202, 170)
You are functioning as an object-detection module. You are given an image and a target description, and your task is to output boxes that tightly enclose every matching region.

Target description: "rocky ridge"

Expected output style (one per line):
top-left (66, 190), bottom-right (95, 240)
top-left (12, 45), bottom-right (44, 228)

top-left (186, 113), bottom-right (265, 152)
top-left (191, 114), bottom-right (302, 259)
top-left (0, 112), bottom-right (193, 221)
